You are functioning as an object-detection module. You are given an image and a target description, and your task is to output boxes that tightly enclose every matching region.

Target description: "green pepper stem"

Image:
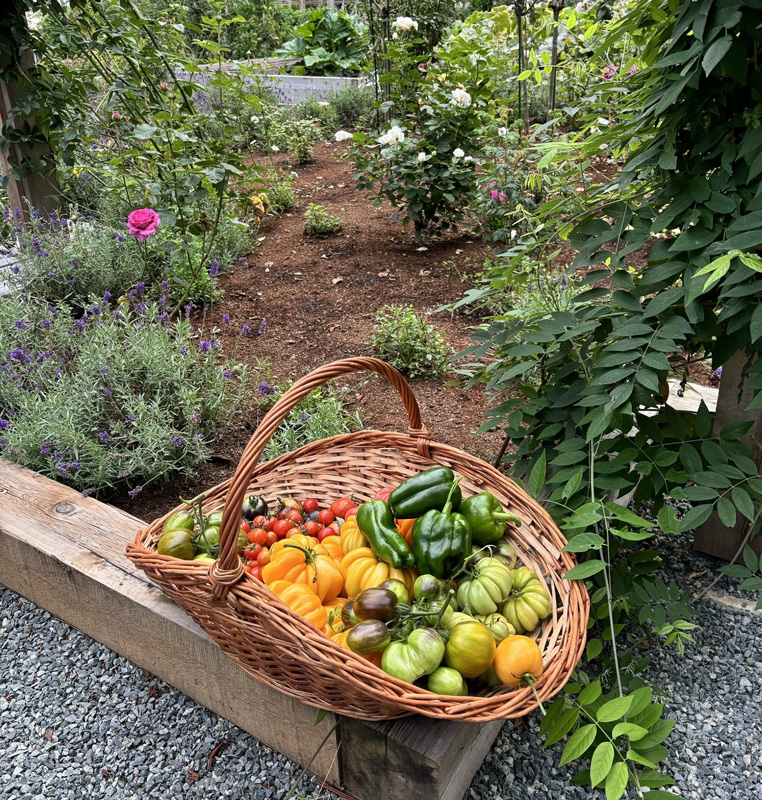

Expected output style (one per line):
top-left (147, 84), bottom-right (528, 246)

top-left (493, 511), bottom-right (521, 523)
top-left (442, 477), bottom-right (461, 515)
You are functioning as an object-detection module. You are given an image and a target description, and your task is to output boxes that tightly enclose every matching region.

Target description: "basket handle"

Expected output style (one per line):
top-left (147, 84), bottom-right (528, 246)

top-left (210, 357), bottom-right (430, 596)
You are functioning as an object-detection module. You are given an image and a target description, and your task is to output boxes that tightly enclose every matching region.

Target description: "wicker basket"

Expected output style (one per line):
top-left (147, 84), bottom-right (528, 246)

top-left (127, 358), bottom-right (588, 721)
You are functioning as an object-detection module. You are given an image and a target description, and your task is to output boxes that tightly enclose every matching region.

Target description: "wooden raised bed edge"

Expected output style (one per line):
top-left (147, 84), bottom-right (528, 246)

top-left (0, 459), bottom-right (502, 800)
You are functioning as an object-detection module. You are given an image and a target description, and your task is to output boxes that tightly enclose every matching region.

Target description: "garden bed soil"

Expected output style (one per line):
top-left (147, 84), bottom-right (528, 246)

top-left (114, 141), bottom-right (500, 522)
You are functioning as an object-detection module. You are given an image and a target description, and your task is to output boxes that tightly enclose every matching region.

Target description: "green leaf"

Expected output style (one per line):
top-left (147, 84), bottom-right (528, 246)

top-left (597, 695), bottom-right (634, 723)
top-left (528, 451), bottom-right (546, 498)
top-left (702, 34), bottom-right (732, 76)
top-left (315, 708), bottom-right (327, 725)
top-left (717, 496), bottom-right (737, 527)
top-left (605, 762), bottom-right (629, 800)
top-left (565, 560), bottom-right (607, 580)
top-left (544, 708), bottom-right (580, 745)
top-left (539, 696), bottom-right (566, 737)
top-left (563, 533), bottom-right (605, 552)
top-left (743, 544), bottom-right (759, 573)
top-left (559, 724), bottom-right (597, 766)
top-left (590, 742), bottom-right (615, 787)
top-left (638, 770), bottom-right (675, 788)
top-left (627, 748), bottom-right (658, 768)
top-left (586, 638), bottom-right (603, 661)
top-left (695, 401), bottom-right (712, 437)
top-left (731, 487), bottom-right (755, 522)
top-left (133, 123), bottom-right (158, 139)
top-left (579, 680), bottom-right (602, 705)
top-left (612, 722), bottom-right (648, 741)
top-left (751, 305), bottom-right (762, 343)
top-left (642, 791), bottom-right (689, 799)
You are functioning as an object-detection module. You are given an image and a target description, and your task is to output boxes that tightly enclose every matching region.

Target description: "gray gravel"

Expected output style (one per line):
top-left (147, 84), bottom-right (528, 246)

top-left (1, 533), bottom-right (760, 800)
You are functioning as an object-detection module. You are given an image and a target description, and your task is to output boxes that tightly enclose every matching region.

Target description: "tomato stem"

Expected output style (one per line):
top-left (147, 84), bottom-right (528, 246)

top-left (522, 674), bottom-right (546, 716)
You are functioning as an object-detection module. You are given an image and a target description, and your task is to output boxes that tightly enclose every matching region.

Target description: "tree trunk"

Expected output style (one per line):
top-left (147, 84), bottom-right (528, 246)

top-left (0, 14), bottom-right (59, 221)
top-left (694, 350), bottom-right (762, 559)
top-left (548, 1), bottom-right (563, 113)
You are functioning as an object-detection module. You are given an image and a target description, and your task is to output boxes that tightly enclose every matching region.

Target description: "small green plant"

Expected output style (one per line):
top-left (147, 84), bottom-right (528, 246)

top-left (263, 385), bottom-right (362, 460)
top-left (266, 170), bottom-right (297, 214)
top-left (371, 305), bottom-right (453, 378)
top-left (329, 85), bottom-right (376, 129)
top-left (304, 203), bottom-right (342, 236)
top-left (293, 97), bottom-right (339, 132)
top-left (285, 118), bottom-right (322, 165)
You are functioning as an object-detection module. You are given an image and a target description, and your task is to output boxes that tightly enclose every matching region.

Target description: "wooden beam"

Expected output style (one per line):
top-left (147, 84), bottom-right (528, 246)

top-left (0, 459), bottom-right (504, 799)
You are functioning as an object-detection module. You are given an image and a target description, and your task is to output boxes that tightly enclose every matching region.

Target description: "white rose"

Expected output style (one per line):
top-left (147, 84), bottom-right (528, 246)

top-left (453, 147), bottom-right (465, 158)
top-left (378, 125), bottom-right (405, 146)
top-left (334, 130), bottom-right (353, 142)
top-left (417, 152), bottom-right (430, 163)
top-left (392, 16), bottom-right (418, 32)
top-left (450, 88), bottom-right (472, 108)
top-left (464, 155), bottom-right (474, 162)
top-left (497, 127), bottom-right (509, 137)
top-left (271, 145), bottom-right (279, 152)
top-left (421, 104), bottom-right (434, 115)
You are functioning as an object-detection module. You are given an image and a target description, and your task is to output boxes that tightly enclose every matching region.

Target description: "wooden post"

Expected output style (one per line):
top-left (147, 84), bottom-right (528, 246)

top-left (694, 350), bottom-right (762, 559)
top-left (0, 10), bottom-right (60, 219)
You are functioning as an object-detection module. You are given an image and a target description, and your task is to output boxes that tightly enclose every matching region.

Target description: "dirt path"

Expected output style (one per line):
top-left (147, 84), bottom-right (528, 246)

top-left (117, 142), bottom-right (501, 521)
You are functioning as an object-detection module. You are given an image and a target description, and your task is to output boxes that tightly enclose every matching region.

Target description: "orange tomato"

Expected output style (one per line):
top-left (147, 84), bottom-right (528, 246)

top-left (320, 534), bottom-right (345, 566)
top-left (493, 635), bottom-right (544, 688)
top-left (395, 517), bottom-right (416, 549)
top-left (339, 515), bottom-right (369, 553)
top-left (263, 533), bottom-right (344, 602)
top-left (340, 547), bottom-right (417, 598)
top-left (269, 580), bottom-right (328, 629)
top-left (323, 597), bottom-right (348, 635)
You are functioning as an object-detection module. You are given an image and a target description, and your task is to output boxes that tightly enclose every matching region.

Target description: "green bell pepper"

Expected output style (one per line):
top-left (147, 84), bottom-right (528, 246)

top-left (411, 479), bottom-right (472, 578)
top-left (388, 466), bottom-right (462, 519)
top-left (357, 500), bottom-right (415, 569)
top-left (459, 492), bottom-right (521, 545)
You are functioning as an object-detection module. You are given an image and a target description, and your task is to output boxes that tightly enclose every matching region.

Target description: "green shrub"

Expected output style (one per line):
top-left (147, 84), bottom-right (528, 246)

top-left (294, 96), bottom-right (339, 132)
top-left (303, 203), bottom-right (342, 236)
top-left (371, 305), bottom-right (453, 378)
top-left (284, 117), bottom-right (323, 164)
top-left (263, 385), bottom-right (362, 461)
top-left (265, 170), bottom-right (297, 214)
top-left (329, 85), bottom-right (376, 129)
top-left (0, 291), bottom-right (249, 496)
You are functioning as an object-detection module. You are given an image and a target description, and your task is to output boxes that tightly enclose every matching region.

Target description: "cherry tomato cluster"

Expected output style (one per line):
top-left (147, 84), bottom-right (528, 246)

top-left (239, 496), bottom-right (359, 580)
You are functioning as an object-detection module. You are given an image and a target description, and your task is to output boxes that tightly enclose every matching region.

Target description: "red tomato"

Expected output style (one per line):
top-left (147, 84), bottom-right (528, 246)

top-left (273, 519), bottom-right (295, 538)
top-left (303, 520), bottom-right (322, 537)
top-left (330, 498), bottom-right (355, 519)
top-left (373, 487), bottom-right (394, 502)
top-left (248, 528), bottom-right (268, 546)
top-left (344, 505), bottom-right (359, 518)
top-left (243, 544), bottom-right (262, 561)
top-left (302, 498), bottom-right (319, 513)
top-left (256, 548), bottom-right (271, 566)
top-left (252, 515), bottom-right (267, 528)
top-left (317, 527), bottom-right (335, 542)
top-left (240, 521), bottom-right (251, 534)
top-left (264, 517), bottom-right (278, 532)
top-left (317, 509), bottom-right (335, 525)
top-left (284, 509), bottom-right (303, 524)
top-left (246, 563), bottom-right (262, 579)
top-left (265, 531), bottom-right (278, 548)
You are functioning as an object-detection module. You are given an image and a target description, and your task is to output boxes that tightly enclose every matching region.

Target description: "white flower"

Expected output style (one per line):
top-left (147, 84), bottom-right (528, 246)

top-left (250, 115), bottom-right (260, 123)
top-left (453, 147), bottom-right (465, 158)
top-left (497, 126), bottom-right (509, 137)
top-left (450, 88), bottom-right (472, 108)
top-left (421, 104), bottom-right (434, 115)
top-left (464, 155), bottom-right (474, 163)
top-left (318, 101), bottom-right (329, 107)
top-left (378, 125), bottom-right (405, 146)
top-left (271, 145), bottom-right (280, 152)
top-left (334, 130), bottom-right (353, 142)
top-left (392, 16), bottom-right (418, 33)
top-left (417, 151), bottom-right (430, 163)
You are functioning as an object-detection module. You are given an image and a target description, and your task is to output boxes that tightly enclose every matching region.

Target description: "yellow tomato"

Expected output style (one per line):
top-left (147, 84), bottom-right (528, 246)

top-left (340, 547), bottom-right (417, 598)
top-left (493, 635), bottom-right (544, 688)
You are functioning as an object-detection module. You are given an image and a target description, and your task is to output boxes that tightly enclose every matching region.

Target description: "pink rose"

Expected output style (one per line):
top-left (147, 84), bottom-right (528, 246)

top-left (113, 111), bottom-right (119, 120)
top-left (127, 208), bottom-right (160, 242)
top-left (490, 189), bottom-right (499, 200)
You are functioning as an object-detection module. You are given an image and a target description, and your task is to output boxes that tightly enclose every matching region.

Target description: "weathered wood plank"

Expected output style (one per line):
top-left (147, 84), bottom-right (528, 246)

top-left (0, 459), bottom-right (504, 800)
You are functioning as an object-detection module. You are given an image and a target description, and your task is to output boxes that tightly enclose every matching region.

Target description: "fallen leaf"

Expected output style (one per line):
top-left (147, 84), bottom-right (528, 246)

top-left (455, 249), bottom-right (463, 255)
top-left (187, 769), bottom-right (200, 782)
top-left (416, 246), bottom-right (428, 252)
top-left (332, 277), bottom-right (344, 285)
top-left (419, 269), bottom-right (431, 276)
top-left (689, 570), bottom-right (708, 580)
top-left (377, 271), bottom-right (390, 277)
top-left (207, 740), bottom-right (230, 772)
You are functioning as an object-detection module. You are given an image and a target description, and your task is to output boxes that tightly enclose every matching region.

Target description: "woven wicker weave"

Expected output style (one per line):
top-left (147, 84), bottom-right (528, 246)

top-left (127, 358), bottom-right (588, 721)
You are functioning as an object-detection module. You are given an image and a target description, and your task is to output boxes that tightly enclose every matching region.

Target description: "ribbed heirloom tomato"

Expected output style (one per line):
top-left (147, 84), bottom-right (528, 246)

top-left (263, 533), bottom-right (343, 602)
top-left (269, 580), bottom-right (327, 629)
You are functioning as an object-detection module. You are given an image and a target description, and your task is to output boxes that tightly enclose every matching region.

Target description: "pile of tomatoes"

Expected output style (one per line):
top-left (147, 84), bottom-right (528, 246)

top-left (240, 496), bottom-right (358, 580)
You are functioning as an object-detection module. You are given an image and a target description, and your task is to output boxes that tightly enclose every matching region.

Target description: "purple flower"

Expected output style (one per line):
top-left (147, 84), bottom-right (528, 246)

top-left (0, 419), bottom-right (9, 430)
top-left (193, 434), bottom-right (204, 444)
top-left (561, 276), bottom-right (567, 290)
top-left (712, 367), bottom-right (723, 379)
top-left (199, 340), bottom-right (214, 352)
top-left (161, 280), bottom-right (168, 295)
top-left (103, 291), bottom-right (112, 302)
top-left (223, 368), bottom-right (231, 378)
top-left (40, 443), bottom-right (53, 455)
top-left (128, 485), bottom-right (143, 498)
top-left (602, 64), bottom-right (618, 80)
top-left (256, 381), bottom-right (275, 396)
top-left (102, 386), bottom-right (113, 398)
top-left (11, 265), bottom-right (19, 275)
top-left (171, 435), bottom-right (184, 447)
top-left (137, 281), bottom-right (145, 297)
top-left (300, 413), bottom-right (309, 421)
top-left (100, 365), bottom-right (109, 375)
top-left (628, 64), bottom-right (637, 75)
top-left (241, 324), bottom-right (251, 337)
top-left (208, 259), bottom-right (219, 279)
top-left (184, 303), bottom-right (193, 318)
top-left (97, 431), bottom-right (110, 442)
top-left (126, 414), bottom-right (137, 421)
top-left (179, 347), bottom-right (188, 356)
top-left (221, 314), bottom-right (230, 325)
top-left (14, 320), bottom-right (27, 330)
top-left (258, 318), bottom-right (267, 335)
top-left (71, 258), bottom-right (79, 268)
top-left (41, 318), bottom-right (52, 329)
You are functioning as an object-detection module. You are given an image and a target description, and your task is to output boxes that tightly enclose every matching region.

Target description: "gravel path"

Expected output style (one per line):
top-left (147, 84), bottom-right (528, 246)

top-left (1, 536), bottom-right (760, 800)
